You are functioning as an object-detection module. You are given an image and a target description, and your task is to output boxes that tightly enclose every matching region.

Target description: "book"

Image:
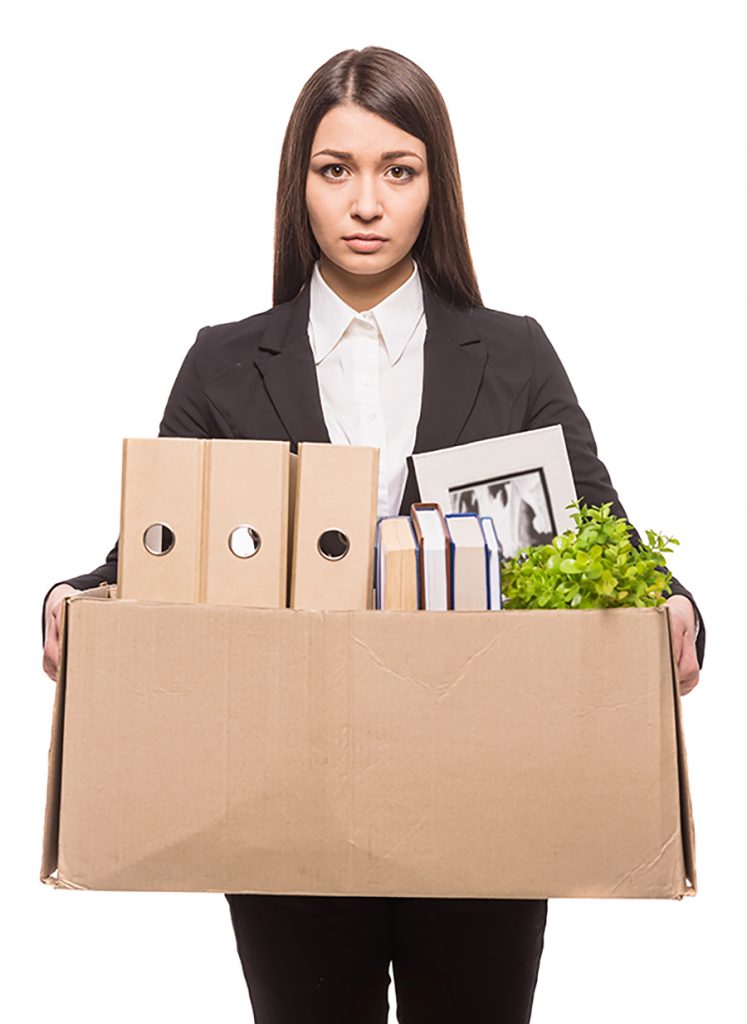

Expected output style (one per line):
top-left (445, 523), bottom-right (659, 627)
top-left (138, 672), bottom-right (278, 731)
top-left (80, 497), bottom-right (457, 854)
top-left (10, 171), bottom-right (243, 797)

top-left (410, 503), bottom-right (451, 610)
top-left (445, 513), bottom-right (490, 610)
top-left (374, 516), bottom-right (420, 610)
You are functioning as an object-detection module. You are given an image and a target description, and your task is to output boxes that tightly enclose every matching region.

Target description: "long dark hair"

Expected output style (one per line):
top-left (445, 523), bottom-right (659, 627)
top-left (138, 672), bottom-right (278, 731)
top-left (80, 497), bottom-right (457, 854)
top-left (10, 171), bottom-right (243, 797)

top-left (273, 46), bottom-right (483, 309)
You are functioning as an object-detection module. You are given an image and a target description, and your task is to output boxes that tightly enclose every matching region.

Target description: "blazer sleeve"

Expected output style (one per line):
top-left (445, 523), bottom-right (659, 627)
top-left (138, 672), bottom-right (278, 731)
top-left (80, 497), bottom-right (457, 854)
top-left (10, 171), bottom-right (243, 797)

top-left (520, 315), bottom-right (706, 669)
top-left (40, 327), bottom-right (214, 644)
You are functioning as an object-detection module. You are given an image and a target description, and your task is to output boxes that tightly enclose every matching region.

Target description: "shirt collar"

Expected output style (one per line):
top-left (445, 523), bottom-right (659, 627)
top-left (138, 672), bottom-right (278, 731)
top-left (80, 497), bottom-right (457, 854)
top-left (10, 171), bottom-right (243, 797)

top-left (308, 258), bottom-right (424, 367)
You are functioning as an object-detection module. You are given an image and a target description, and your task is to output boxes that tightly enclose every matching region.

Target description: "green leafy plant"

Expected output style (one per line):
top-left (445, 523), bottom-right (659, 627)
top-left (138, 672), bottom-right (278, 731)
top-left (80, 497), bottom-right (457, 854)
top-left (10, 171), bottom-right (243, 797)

top-left (501, 500), bottom-right (679, 609)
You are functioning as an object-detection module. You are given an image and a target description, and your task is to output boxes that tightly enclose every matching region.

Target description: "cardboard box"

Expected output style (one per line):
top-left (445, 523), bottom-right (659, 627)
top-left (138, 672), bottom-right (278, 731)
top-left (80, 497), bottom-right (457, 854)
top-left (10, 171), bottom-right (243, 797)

top-left (41, 585), bottom-right (696, 899)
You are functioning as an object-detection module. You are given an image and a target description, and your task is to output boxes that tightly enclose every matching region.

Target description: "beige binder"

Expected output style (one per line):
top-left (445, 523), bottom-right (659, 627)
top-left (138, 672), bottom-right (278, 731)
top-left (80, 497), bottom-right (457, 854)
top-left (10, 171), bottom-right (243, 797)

top-left (119, 438), bottom-right (293, 607)
top-left (119, 438), bottom-right (205, 602)
top-left (203, 439), bottom-right (293, 607)
top-left (290, 442), bottom-right (380, 610)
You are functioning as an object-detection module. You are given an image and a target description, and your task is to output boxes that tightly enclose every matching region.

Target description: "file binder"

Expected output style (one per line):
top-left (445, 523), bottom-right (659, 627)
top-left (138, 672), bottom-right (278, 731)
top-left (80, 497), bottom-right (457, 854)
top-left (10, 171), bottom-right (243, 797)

top-left (290, 442), bottom-right (379, 610)
top-left (203, 439), bottom-right (293, 607)
top-left (119, 437), bottom-right (292, 607)
top-left (119, 438), bottom-right (205, 602)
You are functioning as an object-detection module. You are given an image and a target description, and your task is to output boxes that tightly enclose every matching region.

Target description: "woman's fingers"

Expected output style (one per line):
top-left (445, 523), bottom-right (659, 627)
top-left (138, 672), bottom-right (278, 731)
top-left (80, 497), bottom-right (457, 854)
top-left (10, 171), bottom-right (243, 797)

top-left (664, 595), bottom-right (700, 696)
top-left (41, 586), bottom-right (77, 683)
top-left (677, 635), bottom-right (700, 696)
top-left (42, 610), bottom-right (61, 682)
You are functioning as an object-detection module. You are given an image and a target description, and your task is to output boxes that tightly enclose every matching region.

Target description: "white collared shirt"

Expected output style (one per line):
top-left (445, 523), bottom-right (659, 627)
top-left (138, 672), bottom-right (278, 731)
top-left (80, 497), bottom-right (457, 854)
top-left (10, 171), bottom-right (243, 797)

top-left (307, 258), bottom-right (426, 517)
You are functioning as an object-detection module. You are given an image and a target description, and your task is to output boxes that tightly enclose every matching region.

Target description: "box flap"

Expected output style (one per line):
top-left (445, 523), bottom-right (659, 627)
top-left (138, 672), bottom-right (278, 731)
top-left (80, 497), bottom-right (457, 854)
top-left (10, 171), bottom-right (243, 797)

top-left (663, 606), bottom-right (698, 896)
top-left (40, 584), bottom-right (113, 888)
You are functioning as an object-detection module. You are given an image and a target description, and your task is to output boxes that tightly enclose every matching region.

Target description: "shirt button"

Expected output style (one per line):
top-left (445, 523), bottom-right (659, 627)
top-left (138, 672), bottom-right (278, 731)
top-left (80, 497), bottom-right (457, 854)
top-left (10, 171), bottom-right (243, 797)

top-left (367, 411), bottom-right (376, 421)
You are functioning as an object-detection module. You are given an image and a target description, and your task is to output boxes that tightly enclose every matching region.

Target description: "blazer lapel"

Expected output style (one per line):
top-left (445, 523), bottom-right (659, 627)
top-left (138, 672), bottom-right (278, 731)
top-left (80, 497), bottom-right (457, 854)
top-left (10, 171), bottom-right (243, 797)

top-left (411, 282), bottom-right (486, 453)
top-left (253, 273), bottom-right (488, 515)
top-left (398, 281), bottom-right (487, 513)
top-left (253, 283), bottom-right (331, 447)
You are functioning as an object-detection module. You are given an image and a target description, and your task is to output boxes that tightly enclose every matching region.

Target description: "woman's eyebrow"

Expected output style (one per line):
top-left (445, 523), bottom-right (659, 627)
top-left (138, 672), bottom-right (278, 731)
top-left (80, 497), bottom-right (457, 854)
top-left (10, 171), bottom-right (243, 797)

top-left (311, 148), bottom-right (423, 162)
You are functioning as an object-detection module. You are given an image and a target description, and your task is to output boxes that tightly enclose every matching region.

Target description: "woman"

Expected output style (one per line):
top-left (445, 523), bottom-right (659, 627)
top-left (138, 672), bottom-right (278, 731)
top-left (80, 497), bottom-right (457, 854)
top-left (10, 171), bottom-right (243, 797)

top-left (41, 46), bottom-right (705, 1024)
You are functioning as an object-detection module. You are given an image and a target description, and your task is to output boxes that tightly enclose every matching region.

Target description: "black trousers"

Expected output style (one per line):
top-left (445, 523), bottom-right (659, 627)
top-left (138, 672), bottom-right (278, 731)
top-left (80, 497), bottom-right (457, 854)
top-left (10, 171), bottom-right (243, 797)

top-left (225, 893), bottom-right (548, 1023)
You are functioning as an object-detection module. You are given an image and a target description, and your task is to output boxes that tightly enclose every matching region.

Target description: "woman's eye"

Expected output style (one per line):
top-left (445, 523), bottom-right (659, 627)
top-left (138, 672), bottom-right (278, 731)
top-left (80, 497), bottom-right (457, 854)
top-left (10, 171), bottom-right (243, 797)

top-left (388, 165), bottom-right (415, 181)
top-left (319, 164), bottom-right (416, 182)
top-left (322, 164), bottom-right (347, 179)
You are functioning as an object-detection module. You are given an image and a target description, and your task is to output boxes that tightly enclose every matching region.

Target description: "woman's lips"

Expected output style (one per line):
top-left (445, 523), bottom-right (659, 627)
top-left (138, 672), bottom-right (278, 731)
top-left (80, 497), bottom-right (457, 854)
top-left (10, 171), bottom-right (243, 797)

top-left (344, 237), bottom-right (386, 253)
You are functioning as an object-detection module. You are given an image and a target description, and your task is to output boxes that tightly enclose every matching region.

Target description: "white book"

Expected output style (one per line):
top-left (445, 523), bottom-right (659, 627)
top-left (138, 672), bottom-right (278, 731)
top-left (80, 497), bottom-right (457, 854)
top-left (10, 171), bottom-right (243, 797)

top-left (410, 503), bottom-right (450, 610)
top-left (445, 513), bottom-right (490, 610)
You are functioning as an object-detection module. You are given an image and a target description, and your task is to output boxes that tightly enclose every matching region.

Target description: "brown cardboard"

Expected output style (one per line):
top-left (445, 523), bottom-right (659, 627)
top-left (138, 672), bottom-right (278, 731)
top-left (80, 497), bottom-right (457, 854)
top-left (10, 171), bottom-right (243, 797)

top-left (42, 585), bottom-right (696, 899)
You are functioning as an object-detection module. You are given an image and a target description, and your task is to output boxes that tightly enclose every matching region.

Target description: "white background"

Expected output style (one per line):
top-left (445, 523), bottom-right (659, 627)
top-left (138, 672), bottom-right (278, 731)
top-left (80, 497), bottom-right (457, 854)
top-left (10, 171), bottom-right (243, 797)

top-left (3, 1), bottom-right (743, 1021)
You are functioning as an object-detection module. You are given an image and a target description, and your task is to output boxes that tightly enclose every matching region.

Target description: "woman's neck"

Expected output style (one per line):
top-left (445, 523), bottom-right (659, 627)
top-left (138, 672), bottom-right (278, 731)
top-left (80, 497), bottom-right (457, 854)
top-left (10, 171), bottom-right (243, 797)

top-left (317, 254), bottom-right (415, 311)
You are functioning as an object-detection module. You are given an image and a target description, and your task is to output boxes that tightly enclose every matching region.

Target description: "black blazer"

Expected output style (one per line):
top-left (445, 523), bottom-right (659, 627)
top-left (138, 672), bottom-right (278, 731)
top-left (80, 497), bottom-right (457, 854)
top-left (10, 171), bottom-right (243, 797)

top-left (43, 278), bottom-right (706, 668)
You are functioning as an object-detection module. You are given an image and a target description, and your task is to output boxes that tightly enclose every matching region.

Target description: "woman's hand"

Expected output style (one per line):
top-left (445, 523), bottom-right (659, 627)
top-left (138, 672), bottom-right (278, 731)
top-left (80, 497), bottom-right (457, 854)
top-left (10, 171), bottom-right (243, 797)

top-left (42, 584), bottom-right (78, 683)
top-left (664, 594), bottom-right (700, 696)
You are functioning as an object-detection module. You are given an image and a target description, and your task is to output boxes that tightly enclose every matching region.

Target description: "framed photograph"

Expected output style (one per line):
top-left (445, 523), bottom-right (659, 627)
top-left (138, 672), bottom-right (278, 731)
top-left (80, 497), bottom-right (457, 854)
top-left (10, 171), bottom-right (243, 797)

top-left (408, 425), bottom-right (577, 559)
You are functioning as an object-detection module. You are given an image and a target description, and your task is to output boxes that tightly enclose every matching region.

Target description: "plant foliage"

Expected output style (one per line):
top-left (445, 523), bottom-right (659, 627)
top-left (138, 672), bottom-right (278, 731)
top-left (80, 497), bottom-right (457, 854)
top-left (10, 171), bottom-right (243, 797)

top-left (501, 500), bottom-right (679, 609)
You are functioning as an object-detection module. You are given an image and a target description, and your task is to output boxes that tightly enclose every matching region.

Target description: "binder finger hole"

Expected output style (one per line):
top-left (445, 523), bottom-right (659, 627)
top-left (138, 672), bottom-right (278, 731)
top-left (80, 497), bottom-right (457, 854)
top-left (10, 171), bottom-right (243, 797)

top-left (143, 523), bottom-right (175, 556)
top-left (317, 529), bottom-right (350, 561)
top-left (228, 525), bottom-right (262, 559)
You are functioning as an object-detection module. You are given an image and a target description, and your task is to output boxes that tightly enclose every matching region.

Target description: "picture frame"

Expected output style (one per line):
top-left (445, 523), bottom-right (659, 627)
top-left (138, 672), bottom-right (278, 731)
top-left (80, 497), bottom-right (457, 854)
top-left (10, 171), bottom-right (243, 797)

top-left (408, 425), bottom-right (578, 560)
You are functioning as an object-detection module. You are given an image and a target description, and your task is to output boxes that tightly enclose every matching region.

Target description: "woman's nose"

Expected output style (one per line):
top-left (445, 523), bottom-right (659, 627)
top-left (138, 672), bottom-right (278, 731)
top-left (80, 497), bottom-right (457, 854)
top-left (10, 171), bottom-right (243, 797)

top-left (350, 174), bottom-right (384, 218)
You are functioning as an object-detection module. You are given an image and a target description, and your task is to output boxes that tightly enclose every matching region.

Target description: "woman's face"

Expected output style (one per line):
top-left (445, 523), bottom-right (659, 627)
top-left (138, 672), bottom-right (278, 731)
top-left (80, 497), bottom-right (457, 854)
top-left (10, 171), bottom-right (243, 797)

top-left (305, 103), bottom-right (429, 280)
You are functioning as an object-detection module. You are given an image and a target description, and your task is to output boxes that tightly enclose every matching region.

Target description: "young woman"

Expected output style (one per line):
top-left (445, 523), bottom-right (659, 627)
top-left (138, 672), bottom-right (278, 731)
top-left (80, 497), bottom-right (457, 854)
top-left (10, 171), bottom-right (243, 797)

top-left (41, 46), bottom-right (705, 1024)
